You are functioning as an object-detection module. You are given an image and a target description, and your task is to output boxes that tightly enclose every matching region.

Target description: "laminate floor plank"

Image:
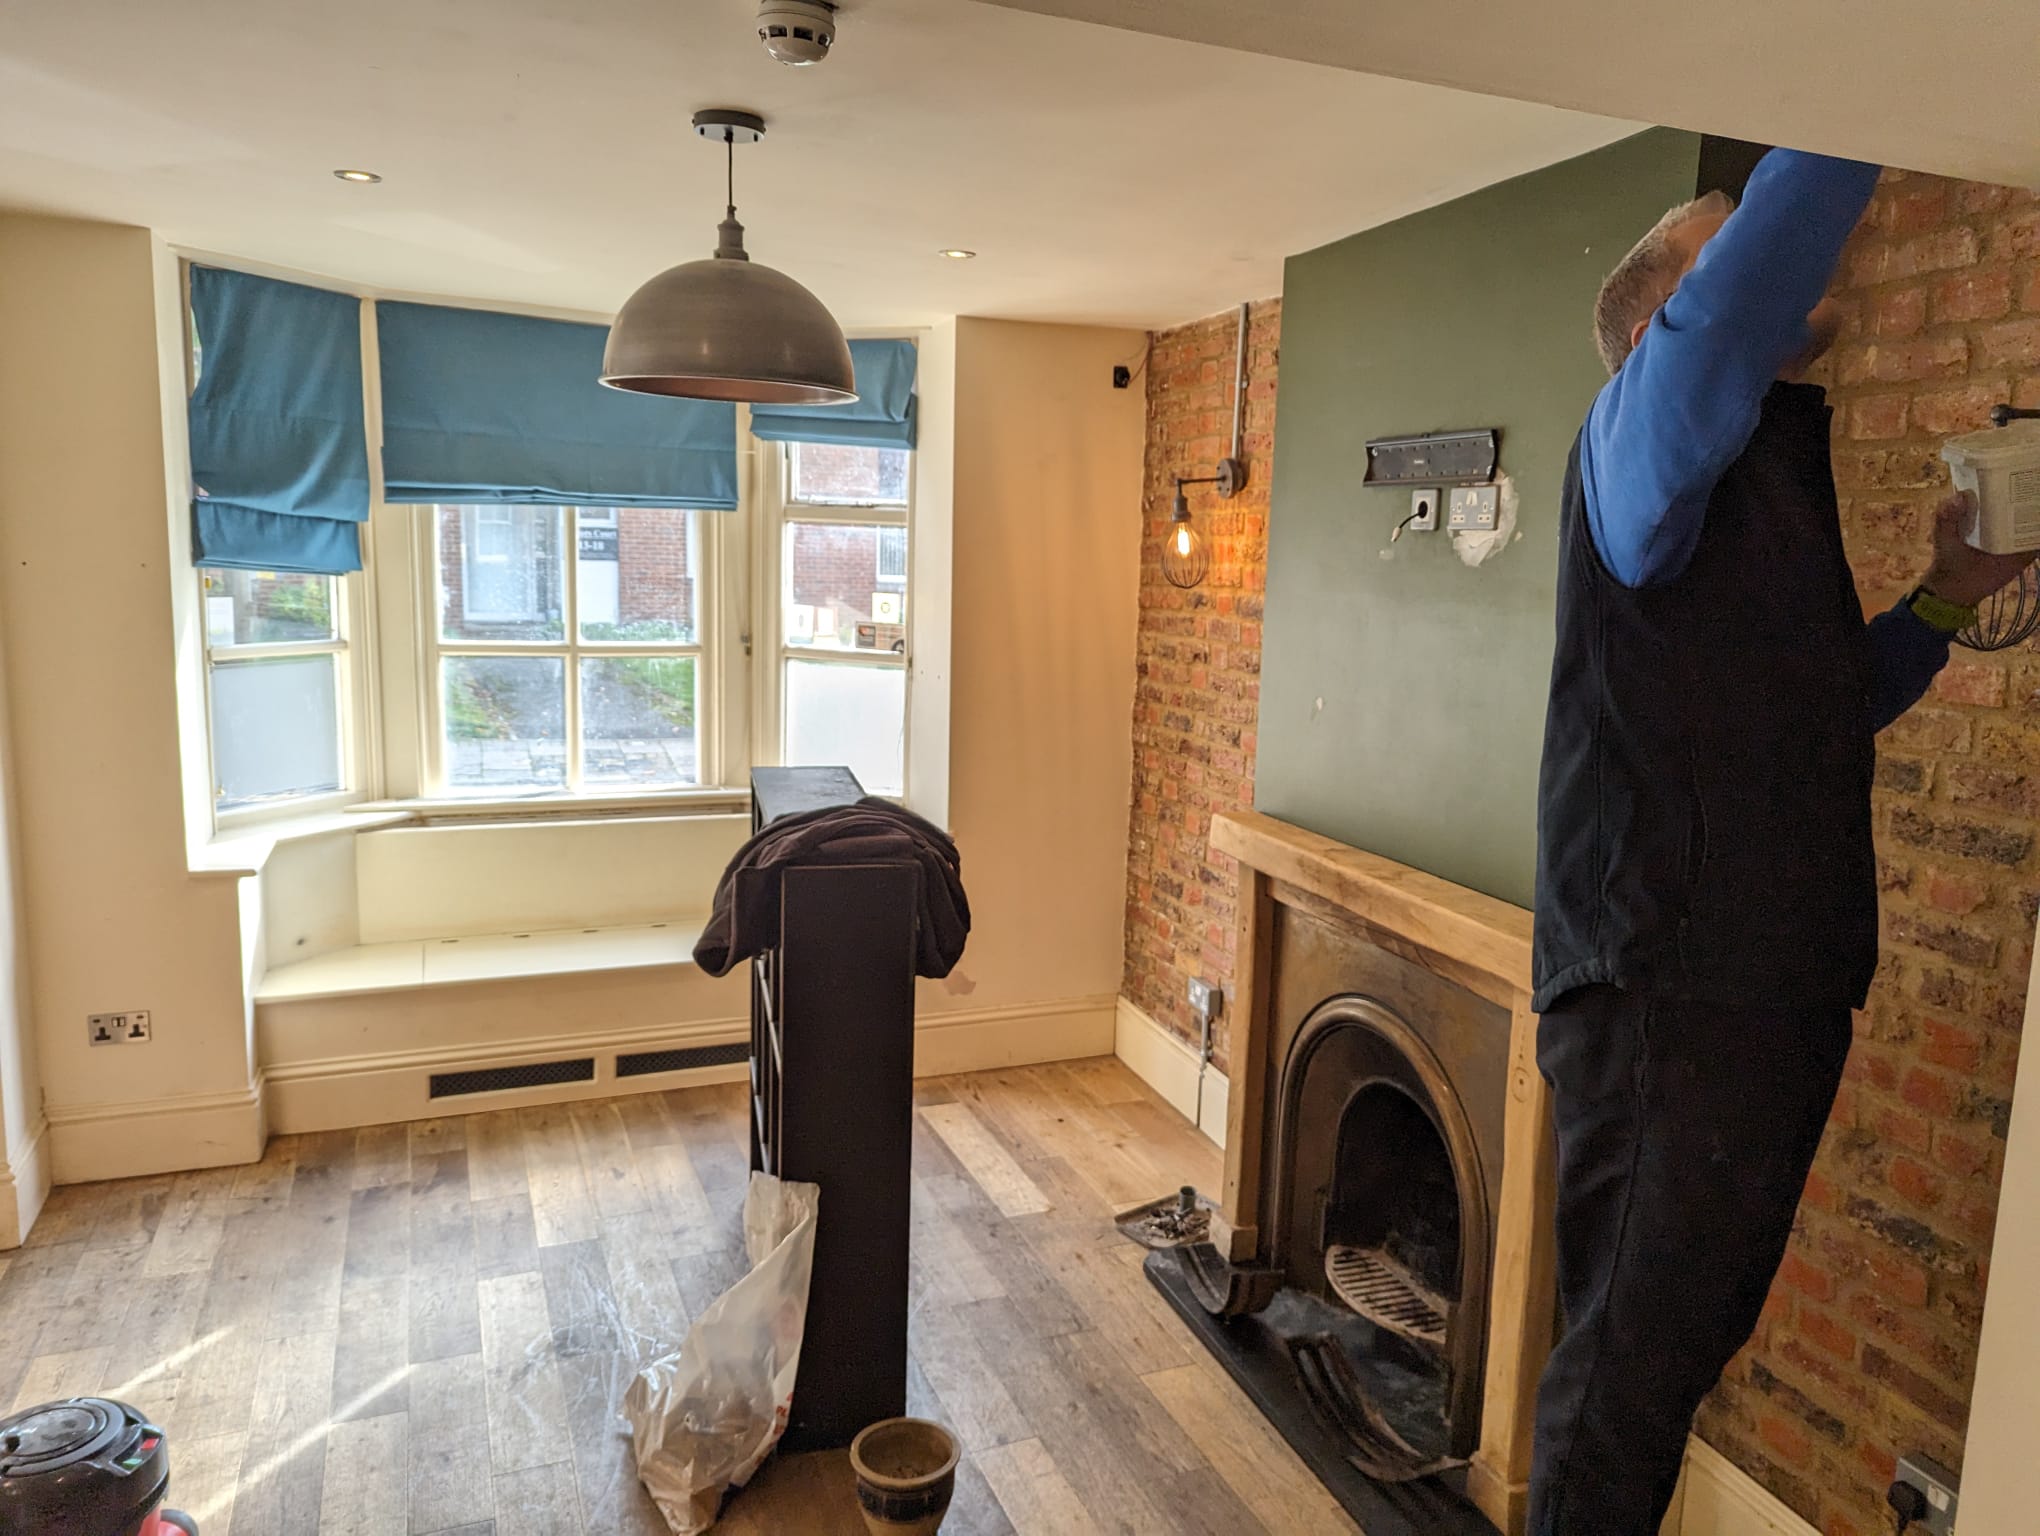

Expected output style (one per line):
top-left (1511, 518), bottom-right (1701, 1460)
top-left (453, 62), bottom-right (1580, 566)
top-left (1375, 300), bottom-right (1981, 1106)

top-left (2, 1064), bottom-right (1298, 1536)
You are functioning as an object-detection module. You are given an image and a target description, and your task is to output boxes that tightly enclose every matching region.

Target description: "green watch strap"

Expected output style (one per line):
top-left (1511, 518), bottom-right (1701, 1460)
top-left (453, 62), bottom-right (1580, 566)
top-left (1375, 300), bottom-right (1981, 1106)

top-left (1909, 585), bottom-right (1976, 635)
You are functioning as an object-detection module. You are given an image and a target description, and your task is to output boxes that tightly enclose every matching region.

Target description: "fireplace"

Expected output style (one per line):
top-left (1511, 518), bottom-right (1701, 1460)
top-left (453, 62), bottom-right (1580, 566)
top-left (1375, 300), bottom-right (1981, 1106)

top-left (1144, 812), bottom-right (1555, 1536)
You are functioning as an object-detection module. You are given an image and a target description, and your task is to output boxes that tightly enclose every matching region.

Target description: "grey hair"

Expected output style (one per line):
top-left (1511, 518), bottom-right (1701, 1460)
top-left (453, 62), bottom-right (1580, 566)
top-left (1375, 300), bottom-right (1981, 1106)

top-left (1593, 189), bottom-right (1736, 374)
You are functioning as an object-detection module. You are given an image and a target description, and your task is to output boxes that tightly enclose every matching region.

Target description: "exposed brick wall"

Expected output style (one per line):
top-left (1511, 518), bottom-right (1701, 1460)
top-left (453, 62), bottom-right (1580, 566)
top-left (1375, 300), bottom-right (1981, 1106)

top-left (1695, 172), bottom-right (2040, 1536)
top-left (1121, 300), bottom-right (1278, 1067)
top-left (1122, 179), bottom-right (2036, 1533)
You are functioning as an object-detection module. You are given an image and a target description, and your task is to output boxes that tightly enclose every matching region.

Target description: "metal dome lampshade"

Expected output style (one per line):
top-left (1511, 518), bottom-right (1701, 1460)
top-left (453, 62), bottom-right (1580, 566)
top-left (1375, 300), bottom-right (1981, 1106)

top-left (602, 109), bottom-right (856, 406)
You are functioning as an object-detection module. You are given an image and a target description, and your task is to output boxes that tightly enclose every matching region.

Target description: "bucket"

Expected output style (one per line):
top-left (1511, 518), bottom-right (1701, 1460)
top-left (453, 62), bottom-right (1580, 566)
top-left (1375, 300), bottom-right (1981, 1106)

top-left (1942, 419), bottom-right (2040, 554)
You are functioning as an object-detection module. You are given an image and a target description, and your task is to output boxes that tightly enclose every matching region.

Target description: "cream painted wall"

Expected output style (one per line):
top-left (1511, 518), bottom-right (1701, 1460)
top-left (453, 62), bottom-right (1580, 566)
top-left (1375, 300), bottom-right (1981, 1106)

top-left (1955, 924), bottom-right (2040, 1525)
top-left (0, 214), bottom-right (259, 1181)
top-left (925, 318), bottom-right (1145, 1021)
top-left (0, 602), bottom-right (47, 1247)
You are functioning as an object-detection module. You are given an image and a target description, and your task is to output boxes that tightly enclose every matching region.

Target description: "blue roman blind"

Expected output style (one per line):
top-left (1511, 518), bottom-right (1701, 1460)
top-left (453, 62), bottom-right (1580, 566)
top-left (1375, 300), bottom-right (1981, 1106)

top-left (187, 267), bottom-right (370, 575)
top-left (748, 338), bottom-right (917, 450)
top-left (377, 301), bottom-right (738, 509)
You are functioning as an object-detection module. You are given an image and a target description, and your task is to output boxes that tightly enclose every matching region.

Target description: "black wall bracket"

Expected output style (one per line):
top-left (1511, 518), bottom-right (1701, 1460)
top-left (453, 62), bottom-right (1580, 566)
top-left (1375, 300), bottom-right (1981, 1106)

top-left (1362, 429), bottom-right (1499, 489)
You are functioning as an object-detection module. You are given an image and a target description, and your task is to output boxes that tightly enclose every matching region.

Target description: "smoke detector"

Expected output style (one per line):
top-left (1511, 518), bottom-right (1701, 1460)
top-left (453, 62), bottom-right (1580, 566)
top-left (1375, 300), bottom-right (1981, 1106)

top-left (758, 0), bottom-right (837, 66)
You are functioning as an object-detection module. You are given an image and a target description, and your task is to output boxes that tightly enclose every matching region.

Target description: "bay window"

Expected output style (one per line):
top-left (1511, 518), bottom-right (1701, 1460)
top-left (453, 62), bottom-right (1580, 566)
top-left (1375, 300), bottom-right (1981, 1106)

top-left (181, 264), bottom-right (930, 836)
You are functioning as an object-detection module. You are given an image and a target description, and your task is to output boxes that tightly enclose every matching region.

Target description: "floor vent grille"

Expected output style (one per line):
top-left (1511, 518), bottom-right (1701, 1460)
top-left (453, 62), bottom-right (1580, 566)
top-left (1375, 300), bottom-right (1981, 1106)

top-left (617, 1042), bottom-right (749, 1078)
top-left (428, 1058), bottom-right (595, 1099)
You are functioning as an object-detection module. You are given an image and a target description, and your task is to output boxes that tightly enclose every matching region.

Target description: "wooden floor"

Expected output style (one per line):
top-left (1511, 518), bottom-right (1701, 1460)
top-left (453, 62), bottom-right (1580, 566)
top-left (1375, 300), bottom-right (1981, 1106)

top-left (0, 1059), bottom-right (1360, 1535)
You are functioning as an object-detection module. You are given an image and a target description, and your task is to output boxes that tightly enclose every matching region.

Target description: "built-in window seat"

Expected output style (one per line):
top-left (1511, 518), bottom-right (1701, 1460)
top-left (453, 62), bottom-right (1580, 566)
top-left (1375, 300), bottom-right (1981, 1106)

top-left (246, 812), bottom-right (752, 1131)
top-left (254, 918), bottom-right (708, 1001)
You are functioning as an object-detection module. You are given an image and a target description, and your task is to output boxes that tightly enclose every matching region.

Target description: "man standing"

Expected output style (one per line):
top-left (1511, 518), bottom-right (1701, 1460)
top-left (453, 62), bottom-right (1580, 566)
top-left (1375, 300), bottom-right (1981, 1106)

top-left (1529, 148), bottom-right (2033, 1533)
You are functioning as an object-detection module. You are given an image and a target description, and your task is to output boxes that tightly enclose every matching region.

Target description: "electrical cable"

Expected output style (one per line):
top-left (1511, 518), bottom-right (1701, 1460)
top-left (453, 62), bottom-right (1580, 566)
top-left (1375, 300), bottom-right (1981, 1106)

top-left (1389, 510), bottom-right (1423, 543)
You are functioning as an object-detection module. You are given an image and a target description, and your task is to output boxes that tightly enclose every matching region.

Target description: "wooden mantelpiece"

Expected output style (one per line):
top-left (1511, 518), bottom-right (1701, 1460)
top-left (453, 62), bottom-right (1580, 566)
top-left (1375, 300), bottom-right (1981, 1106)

top-left (1208, 810), bottom-right (1556, 1536)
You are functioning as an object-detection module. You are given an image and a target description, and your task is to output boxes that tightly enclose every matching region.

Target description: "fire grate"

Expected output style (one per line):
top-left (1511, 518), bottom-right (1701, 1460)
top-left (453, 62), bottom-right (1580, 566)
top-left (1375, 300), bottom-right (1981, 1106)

top-left (1324, 1244), bottom-right (1447, 1348)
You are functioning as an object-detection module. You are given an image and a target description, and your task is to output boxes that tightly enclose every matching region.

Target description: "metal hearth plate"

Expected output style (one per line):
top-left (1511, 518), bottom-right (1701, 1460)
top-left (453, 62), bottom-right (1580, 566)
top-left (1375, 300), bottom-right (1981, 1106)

top-left (1144, 1251), bottom-right (1500, 1536)
top-left (1325, 1244), bottom-right (1448, 1348)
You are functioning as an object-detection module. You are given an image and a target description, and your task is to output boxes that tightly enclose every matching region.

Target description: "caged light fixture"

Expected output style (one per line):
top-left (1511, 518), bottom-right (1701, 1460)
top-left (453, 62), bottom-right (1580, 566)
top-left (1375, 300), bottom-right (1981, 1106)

top-left (1161, 304), bottom-right (1252, 590)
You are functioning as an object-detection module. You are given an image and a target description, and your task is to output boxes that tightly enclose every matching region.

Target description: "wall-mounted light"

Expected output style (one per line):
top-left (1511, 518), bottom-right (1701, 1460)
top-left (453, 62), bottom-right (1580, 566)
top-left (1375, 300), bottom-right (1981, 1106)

top-left (1165, 466), bottom-right (1240, 589)
top-left (1160, 304), bottom-right (1252, 590)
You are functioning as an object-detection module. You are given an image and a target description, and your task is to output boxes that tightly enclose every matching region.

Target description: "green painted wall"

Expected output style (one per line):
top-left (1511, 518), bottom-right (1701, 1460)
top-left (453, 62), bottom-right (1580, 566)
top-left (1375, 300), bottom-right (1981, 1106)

top-left (1257, 128), bottom-right (1701, 907)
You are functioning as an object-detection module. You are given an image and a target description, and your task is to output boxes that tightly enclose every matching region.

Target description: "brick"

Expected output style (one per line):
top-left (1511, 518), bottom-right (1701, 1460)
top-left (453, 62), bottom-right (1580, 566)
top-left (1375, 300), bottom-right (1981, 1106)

top-left (1930, 267), bottom-right (2013, 324)
top-left (1779, 1249), bottom-right (1836, 1302)
top-left (1887, 806), bottom-right (2032, 866)
top-left (1976, 317), bottom-right (2040, 370)
top-left (1880, 707), bottom-right (1972, 754)
top-left (1868, 758), bottom-right (1917, 795)
top-left (1887, 1155), bottom-right (1947, 1210)
top-left (1920, 869), bottom-right (1990, 915)
top-left (1885, 913), bottom-right (1998, 969)
top-left (1759, 1412), bottom-right (1814, 1469)
top-left (1836, 336), bottom-right (1969, 386)
top-left (1910, 383), bottom-right (2004, 436)
top-left (1901, 1065), bottom-right (1962, 1117)
top-left (1862, 1345), bottom-right (1970, 1432)
top-left (1846, 394), bottom-right (1908, 440)
top-left (1868, 1101), bottom-right (1930, 1158)
top-left (1990, 208), bottom-right (2040, 260)
top-left (1798, 1305), bottom-right (1860, 1362)
top-left (1869, 285), bottom-right (1926, 337)
top-left (1930, 658), bottom-right (2007, 707)
top-left (1933, 1127), bottom-right (1996, 1181)
top-left (2026, 266), bottom-right (2040, 314)
top-left (1920, 1016), bottom-right (1987, 1073)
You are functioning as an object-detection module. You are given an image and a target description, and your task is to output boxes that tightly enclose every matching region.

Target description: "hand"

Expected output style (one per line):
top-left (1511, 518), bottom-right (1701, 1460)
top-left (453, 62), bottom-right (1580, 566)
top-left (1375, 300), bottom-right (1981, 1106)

top-left (1920, 491), bottom-right (2039, 608)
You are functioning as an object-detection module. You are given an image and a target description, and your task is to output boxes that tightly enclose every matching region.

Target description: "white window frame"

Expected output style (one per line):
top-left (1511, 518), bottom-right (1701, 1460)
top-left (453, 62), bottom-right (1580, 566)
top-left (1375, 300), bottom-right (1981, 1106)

top-left (415, 504), bottom-right (720, 798)
top-left (752, 440), bottom-right (915, 797)
top-left (200, 563), bottom-right (378, 831)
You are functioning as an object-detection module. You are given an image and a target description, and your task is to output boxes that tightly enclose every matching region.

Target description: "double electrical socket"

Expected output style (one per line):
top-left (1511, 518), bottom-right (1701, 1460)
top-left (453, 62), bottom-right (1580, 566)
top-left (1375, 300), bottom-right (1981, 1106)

top-left (87, 1011), bottom-right (152, 1046)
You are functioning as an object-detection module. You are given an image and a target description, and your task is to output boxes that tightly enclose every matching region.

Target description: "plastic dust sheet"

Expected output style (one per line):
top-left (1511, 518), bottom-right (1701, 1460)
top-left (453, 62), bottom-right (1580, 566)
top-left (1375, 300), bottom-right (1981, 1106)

top-left (625, 1173), bottom-right (820, 1531)
top-left (516, 1171), bottom-right (820, 1535)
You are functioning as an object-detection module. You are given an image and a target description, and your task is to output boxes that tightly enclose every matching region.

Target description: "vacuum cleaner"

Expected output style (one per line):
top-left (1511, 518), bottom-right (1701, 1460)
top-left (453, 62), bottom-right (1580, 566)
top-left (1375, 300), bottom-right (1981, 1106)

top-left (0, 1398), bottom-right (196, 1535)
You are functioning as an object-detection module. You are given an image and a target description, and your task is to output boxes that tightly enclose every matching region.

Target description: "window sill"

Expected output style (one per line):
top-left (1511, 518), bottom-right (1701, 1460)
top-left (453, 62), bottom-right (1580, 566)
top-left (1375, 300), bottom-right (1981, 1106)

top-left (191, 807), bottom-right (420, 879)
top-left (354, 787), bottom-right (750, 824)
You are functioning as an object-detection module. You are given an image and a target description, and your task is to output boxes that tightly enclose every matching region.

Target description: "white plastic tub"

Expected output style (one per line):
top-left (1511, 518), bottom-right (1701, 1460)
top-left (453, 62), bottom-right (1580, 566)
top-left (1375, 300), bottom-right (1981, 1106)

top-left (1943, 419), bottom-right (2040, 554)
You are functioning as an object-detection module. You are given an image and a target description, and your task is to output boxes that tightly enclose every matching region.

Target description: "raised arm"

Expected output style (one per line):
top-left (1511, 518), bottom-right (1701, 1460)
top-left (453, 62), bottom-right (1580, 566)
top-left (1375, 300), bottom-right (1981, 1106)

top-left (1586, 151), bottom-right (1882, 587)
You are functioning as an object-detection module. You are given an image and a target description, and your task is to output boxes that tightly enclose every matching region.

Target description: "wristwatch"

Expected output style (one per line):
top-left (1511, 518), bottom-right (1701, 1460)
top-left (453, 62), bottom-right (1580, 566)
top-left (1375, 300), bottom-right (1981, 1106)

top-left (1908, 585), bottom-right (1977, 635)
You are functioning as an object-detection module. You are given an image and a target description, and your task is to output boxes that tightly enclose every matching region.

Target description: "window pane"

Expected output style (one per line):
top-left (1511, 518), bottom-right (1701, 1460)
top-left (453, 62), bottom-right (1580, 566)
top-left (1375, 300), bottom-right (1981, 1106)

top-left (203, 570), bottom-right (336, 646)
top-left (785, 659), bottom-right (905, 796)
top-left (581, 657), bottom-right (699, 787)
top-left (784, 522), bottom-right (908, 651)
top-left (788, 442), bottom-right (909, 506)
top-left (438, 506), bottom-right (565, 641)
top-left (442, 655), bottom-right (566, 790)
top-left (578, 508), bottom-right (698, 644)
top-left (211, 655), bottom-right (341, 808)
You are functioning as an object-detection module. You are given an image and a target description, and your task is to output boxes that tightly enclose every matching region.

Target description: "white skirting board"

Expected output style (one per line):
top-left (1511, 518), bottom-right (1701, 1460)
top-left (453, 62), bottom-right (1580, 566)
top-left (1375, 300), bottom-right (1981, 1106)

top-left (1664, 1438), bottom-right (1819, 1536)
top-left (0, 1119), bottom-right (50, 1250)
top-left (1113, 996), bottom-right (1229, 1146)
top-left (264, 995), bottom-right (1118, 1136)
top-left (1109, 995), bottom-right (1816, 1536)
top-left (46, 1084), bottom-right (266, 1185)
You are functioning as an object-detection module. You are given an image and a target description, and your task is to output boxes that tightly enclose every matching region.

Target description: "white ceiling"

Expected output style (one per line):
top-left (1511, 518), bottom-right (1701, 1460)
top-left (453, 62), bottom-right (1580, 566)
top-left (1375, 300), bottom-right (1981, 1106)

top-left (0, 0), bottom-right (1634, 328)
top-left (979, 0), bottom-right (2040, 190)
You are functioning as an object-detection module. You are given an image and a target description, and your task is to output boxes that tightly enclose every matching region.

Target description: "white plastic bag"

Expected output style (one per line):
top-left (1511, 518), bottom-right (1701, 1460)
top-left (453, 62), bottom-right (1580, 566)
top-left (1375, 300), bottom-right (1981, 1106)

top-left (624, 1172), bottom-right (821, 1534)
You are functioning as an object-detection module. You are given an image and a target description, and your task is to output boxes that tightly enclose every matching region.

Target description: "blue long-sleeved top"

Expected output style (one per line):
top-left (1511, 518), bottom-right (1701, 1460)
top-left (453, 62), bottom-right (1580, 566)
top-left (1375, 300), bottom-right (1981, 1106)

top-left (1582, 149), bottom-right (1950, 731)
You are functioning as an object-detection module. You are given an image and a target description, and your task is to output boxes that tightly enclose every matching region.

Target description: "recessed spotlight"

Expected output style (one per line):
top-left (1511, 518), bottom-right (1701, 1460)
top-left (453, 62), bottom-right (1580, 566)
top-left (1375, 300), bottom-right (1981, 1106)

top-left (937, 248), bottom-right (976, 261)
top-left (333, 169), bottom-right (382, 184)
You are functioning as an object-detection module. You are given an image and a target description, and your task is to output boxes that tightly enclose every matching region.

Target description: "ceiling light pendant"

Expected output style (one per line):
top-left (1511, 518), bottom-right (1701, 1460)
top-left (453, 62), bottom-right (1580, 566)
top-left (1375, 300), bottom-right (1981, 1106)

top-left (602, 109), bottom-right (855, 405)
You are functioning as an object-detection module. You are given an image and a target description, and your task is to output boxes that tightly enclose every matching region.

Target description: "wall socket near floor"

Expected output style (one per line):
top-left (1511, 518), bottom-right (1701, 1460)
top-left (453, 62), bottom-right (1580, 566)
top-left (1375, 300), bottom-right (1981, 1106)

top-left (1894, 1453), bottom-right (1957, 1534)
top-left (87, 1010), bottom-right (151, 1046)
